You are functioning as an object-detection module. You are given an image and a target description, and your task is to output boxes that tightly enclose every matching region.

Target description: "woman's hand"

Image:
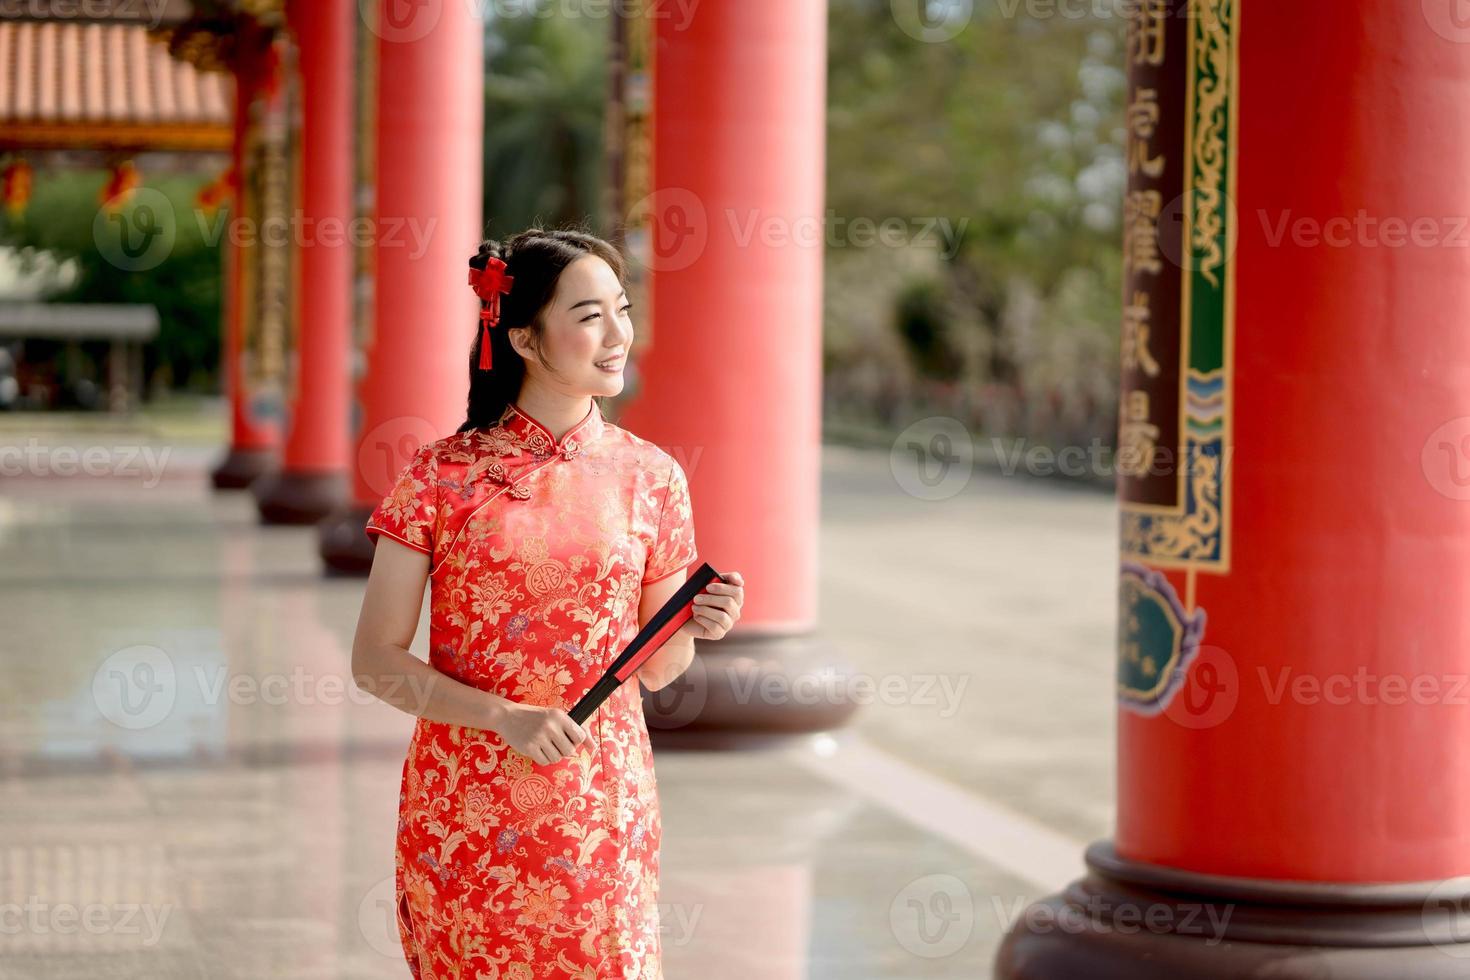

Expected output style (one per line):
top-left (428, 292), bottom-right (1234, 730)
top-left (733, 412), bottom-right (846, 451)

top-left (679, 570), bottom-right (744, 641)
top-left (496, 702), bottom-right (588, 766)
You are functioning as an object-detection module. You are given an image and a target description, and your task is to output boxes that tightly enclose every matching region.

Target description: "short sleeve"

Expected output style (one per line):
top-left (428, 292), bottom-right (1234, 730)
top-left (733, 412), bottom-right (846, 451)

top-left (364, 444), bottom-right (438, 556)
top-left (642, 456), bottom-right (699, 585)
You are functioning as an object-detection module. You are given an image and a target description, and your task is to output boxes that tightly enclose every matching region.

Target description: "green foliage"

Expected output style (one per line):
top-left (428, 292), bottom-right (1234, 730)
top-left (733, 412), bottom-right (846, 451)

top-left (481, 12), bottom-right (609, 235)
top-left (825, 0), bottom-right (1127, 448)
top-left (0, 4), bottom-right (1129, 446)
top-left (0, 170), bottom-right (224, 391)
top-left (895, 278), bottom-right (962, 381)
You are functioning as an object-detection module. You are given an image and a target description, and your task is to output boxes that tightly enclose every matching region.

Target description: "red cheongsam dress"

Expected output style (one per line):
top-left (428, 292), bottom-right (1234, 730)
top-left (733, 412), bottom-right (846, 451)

top-left (364, 398), bottom-right (699, 980)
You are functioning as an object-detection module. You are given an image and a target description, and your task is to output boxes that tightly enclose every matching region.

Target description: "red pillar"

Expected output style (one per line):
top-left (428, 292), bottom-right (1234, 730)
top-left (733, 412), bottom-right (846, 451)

top-left (212, 19), bottom-right (281, 489)
top-left (618, 0), bottom-right (856, 740)
top-left (319, 0), bottom-right (483, 572)
top-left (254, 0), bottom-right (355, 523)
top-left (999, 3), bottom-right (1470, 975)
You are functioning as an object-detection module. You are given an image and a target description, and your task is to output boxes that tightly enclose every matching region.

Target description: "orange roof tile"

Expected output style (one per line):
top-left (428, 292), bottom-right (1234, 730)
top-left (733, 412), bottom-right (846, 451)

top-left (0, 20), bottom-right (233, 151)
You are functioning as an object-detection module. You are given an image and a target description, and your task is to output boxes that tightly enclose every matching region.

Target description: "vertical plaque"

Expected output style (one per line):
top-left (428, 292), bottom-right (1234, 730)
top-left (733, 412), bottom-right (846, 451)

top-left (352, 0), bottom-right (378, 435)
top-left (1118, 0), bottom-right (1238, 573)
top-left (606, 7), bottom-right (654, 354)
top-left (1117, 0), bottom-right (1238, 714)
top-left (243, 31), bottom-right (292, 430)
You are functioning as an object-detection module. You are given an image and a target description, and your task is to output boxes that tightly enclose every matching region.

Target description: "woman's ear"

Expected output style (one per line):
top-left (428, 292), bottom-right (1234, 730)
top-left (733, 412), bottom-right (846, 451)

top-left (507, 324), bottom-right (534, 359)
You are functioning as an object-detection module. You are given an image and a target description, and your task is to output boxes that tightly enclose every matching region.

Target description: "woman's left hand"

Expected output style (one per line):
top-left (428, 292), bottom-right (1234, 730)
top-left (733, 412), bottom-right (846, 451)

top-left (680, 571), bottom-right (744, 640)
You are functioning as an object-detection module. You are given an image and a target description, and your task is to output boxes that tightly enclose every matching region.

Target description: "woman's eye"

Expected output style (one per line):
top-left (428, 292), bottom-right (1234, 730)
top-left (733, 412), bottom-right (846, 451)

top-left (585, 306), bottom-right (633, 321)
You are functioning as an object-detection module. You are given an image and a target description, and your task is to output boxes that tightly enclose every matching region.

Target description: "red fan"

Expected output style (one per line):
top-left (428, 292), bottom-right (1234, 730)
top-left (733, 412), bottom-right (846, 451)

top-left (569, 562), bottom-right (725, 725)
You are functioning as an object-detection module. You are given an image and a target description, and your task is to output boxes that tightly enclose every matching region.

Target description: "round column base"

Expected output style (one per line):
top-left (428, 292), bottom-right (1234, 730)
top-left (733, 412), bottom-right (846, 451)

top-left (645, 632), bottom-right (860, 750)
top-left (253, 469), bottom-right (347, 525)
top-left (996, 841), bottom-right (1470, 978)
top-left (317, 504), bottom-right (375, 576)
top-left (210, 446), bottom-right (275, 490)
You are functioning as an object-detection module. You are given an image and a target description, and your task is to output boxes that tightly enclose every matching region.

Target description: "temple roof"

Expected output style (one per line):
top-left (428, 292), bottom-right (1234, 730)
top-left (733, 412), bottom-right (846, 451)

top-left (0, 20), bottom-right (233, 152)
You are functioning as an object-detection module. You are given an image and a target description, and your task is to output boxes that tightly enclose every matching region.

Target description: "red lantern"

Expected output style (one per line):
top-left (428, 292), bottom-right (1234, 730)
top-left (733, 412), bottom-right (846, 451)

top-left (99, 160), bottom-right (142, 212)
top-left (195, 164), bottom-right (237, 216)
top-left (2, 159), bottom-right (32, 220)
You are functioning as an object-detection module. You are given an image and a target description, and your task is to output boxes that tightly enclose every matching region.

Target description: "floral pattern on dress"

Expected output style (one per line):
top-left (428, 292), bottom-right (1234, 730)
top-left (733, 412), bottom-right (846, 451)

top-left (365, 398), bottom-right (698, 980)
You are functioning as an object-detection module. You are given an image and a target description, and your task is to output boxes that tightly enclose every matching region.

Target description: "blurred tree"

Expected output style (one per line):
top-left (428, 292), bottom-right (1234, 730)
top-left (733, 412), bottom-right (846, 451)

top-left (895, 278), bottom-right (962, 381)
top-left (481, 11), bottom-right (608, 234)
top-left (0, 170), bottom-right (224, 393)
top-left (825, 0), bottom-right (1127, 450)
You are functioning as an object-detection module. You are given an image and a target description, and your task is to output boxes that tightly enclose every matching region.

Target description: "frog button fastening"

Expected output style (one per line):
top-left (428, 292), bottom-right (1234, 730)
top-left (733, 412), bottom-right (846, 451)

top-left (507, 483), bottom-right (533, 500)
top-left (560, 438), bottom-right (581, 461)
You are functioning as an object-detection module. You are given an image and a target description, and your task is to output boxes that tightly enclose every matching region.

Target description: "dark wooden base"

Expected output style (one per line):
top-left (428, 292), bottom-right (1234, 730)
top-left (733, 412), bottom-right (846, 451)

top-left (210, 446), bottom-right (275, 490)
top-left (317, 504), bottom-right (376, 575)
top-left (645, 632), bottom-right (860, 748)
top-left (252, 469), bottom-right (347, 525)
top-left (996, 841), bottom-right (1470, 978)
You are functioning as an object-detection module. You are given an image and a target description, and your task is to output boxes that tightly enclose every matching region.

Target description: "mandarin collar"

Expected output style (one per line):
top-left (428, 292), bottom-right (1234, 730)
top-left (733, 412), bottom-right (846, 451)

top-left (495, 398), bottom-right (606, 457)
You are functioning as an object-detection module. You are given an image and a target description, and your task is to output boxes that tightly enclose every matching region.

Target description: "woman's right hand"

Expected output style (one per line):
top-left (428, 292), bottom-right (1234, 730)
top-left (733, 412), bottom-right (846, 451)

top-left (496, 702), bottom-right (588, 765)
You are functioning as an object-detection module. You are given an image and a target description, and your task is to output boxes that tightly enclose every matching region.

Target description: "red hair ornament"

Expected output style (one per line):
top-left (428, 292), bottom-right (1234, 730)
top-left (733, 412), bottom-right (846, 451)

top-left (468, 257), bottom-right (515, 370)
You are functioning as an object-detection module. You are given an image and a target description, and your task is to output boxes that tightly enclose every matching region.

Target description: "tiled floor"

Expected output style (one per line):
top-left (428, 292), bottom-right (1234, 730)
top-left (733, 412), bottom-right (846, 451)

top-left (0, 430), bottom-right (1118, 979)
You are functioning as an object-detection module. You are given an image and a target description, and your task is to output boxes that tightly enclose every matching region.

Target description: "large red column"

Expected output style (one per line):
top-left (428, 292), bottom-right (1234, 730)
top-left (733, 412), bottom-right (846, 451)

top-left (253, 0), bottom-right (355, 523)
top-left (319, 0), bottom-right (482, 572)
top-left (618, 0), bottom-right (856, 741)
top-left (212, 19), bottom-right (281, 489)
top-left (999, 3), bottom-right (1470, 975)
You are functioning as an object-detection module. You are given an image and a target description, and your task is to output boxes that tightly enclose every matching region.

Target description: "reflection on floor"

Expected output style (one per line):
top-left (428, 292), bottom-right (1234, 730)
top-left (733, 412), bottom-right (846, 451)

top-left (0, 438), bottom-right (1117, 979)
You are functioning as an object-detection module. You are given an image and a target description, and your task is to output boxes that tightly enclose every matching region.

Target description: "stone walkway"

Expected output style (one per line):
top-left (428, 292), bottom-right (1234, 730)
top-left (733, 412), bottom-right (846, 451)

top-left (0, 430), bottom-right (1118, 979)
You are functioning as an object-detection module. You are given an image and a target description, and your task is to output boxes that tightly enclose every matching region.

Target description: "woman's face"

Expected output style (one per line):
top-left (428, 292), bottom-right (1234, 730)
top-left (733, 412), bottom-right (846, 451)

top-left (512, 254), bottom-right (632, 398)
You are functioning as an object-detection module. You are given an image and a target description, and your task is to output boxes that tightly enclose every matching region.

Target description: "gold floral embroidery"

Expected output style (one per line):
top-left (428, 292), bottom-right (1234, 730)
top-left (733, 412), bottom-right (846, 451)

top-left (366, 447), bottom-right (437, 552)
top-left (381, 400), bottom-right (683, 979)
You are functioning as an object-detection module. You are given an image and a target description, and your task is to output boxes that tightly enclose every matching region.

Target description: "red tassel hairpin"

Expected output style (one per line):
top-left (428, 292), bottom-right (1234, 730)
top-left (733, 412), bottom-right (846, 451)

top-left (468, 257), bottom-right (515, 370)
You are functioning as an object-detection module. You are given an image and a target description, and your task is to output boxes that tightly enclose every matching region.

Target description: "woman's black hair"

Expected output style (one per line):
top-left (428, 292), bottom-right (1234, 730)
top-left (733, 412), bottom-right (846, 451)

top-left (459, 226), bottom-right (629, 433)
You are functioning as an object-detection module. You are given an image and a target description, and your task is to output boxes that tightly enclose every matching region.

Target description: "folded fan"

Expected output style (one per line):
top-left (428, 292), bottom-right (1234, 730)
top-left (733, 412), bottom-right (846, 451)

top-left (569, 561), bottom-right (725, 725)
